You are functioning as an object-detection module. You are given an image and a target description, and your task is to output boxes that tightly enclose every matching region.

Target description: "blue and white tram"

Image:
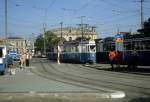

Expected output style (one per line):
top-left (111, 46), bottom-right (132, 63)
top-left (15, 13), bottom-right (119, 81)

top-left (0, 45), bottom-right (7, 75)
top-left (0, 45), bottom-right (13, 75)
top-left (96, 37), bottom-right (150, 66)
top-left (47, 40), bottom-right (96, 63)
top-left (61, 40), bottom-right (96, 63)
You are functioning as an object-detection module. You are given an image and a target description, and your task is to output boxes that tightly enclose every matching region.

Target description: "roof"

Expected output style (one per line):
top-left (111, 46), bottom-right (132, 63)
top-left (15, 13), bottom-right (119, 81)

top-left (7, 37), bottom-right (23, 39)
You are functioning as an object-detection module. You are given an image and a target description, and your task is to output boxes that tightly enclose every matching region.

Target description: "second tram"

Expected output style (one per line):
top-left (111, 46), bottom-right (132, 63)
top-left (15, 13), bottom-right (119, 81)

top-left (96, 37), bottom-right (150, 66)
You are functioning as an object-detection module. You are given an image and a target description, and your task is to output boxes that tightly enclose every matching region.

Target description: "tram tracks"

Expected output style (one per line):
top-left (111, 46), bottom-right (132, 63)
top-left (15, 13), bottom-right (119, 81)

top-left (30, 59), bottom-right (150, 96)
top-left (63, 64), bottom-right (150, 89)
top-left (30, 60), bottom-right (106, 92)
top-left (45, 61), bottom-right (150, 95)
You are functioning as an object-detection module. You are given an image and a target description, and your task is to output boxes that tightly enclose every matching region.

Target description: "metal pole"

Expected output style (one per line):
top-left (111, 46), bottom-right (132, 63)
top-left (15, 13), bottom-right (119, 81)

top-left (5, 0), bottom-right (8, 40)
top-left (78, 16), bottom-right (85, 40)
top-left (60, 22), bottom-right (63, 39)
top-left (141, 0), bottom-right (144, 29)
top-left (43, 24), bottom-right (46, 55)
top-left (43, 7), bottom-right (49, 55)
top-left (5, 0), bottom-right (8, 73)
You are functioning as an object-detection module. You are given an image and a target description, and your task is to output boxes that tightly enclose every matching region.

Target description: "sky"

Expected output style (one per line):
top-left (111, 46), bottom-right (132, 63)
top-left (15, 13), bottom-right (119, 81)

top-left (0, 0), bottom-right (150, 39)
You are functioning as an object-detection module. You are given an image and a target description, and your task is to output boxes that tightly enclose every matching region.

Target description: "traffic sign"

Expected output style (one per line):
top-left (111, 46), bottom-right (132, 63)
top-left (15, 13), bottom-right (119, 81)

top-left (115, 34), bottom-right (124, 42)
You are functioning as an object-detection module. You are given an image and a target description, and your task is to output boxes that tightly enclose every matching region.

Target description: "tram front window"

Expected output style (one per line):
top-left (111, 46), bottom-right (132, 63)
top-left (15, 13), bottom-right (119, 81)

top-left (89, 45), bottom-right (96, 52)
top-left (0, 49), bottom-right (3, 57)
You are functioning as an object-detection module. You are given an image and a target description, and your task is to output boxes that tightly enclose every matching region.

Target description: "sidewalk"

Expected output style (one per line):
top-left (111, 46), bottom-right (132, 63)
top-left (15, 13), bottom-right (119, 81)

top-left (85, 63), bottom-right (150, 68)
top-left (84, 63), bottom-right (150, 76)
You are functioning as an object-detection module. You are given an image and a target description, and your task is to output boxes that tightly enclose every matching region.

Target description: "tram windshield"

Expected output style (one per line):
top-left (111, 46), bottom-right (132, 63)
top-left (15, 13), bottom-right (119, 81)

top-left (89, 45), bottom-right (96, 52)
top-left (0, 48), bottom-right (3, 57)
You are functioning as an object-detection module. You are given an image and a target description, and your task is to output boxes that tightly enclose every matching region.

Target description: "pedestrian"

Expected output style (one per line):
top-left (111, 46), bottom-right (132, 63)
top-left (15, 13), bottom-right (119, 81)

top-left (128, 49), bottom-right (139, 68)
top-left (115, 50), bottom-right (122, 68)
top-left (57, 45), bottom-right (61, 64)
top-left (26, 52), bottom-right (30, 67)
top-left (109, 49), bottom-right (116, 70)
top-left (20, 52), bottom-right (26, 69)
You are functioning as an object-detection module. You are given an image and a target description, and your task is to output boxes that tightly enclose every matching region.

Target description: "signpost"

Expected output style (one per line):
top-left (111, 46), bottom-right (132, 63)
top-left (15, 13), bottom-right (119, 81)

top-left (115, 34), bottom-right (124, 51)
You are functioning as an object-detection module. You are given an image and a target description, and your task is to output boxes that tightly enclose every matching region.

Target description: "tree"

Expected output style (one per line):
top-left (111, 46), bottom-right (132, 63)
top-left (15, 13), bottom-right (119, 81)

top-left (34, 30), bottom-right (63, 53)
top-left (34, 34), bottom-right (44, 53)
top-left (45, 30), bottom-right (57, 45)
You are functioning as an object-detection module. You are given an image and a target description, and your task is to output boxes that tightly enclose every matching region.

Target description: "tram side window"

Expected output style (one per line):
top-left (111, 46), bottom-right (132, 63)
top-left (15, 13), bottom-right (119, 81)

top-left (143, 40), bottom-right (150, 50)
top-left (103, 43), bottom-right (115, 51)
top-left (0, 49), bottom-right (3, 57)
top-left (124, 42), bottom-right (132, 50)
top-left (132, 41), bottom-right (142, 50)
top-left (71, 46), bottom-right (77, 52)
top-left (82, 45), bottom-right (88, 53)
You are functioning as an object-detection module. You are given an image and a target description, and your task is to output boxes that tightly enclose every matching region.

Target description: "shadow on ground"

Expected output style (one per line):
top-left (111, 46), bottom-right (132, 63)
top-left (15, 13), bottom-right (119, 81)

top-left (129, 97), bottom-right (150, 102)
top-left (86, 65), bottom-right (150, 76)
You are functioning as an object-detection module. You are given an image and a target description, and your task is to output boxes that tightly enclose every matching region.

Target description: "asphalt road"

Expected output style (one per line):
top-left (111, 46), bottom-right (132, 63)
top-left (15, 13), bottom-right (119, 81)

top-left (0, 58), bottom-right (150, 102)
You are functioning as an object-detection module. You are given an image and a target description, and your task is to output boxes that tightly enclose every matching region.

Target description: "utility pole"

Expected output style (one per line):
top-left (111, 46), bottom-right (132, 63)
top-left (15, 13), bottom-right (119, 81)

top-left (4, 0), bottom-right (8, 71)
top-left (78, 16), bottom-right (85, 40)
top-left (60, 22), bottom-right (63, 39)
top-left (5, 0), bottom-right (8, 42)
top-left (117, 27), bottom-right (120, 34)
top-left (43, 23), bottom-right (46, 55)
top-left (140, 0), bottom-right (144, 29)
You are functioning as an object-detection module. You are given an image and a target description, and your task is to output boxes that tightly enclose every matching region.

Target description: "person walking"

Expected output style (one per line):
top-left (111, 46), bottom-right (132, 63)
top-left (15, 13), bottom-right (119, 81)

top-left (128, 49), bottom-right (139, 68)
top-left (109, 49), bottom-right (116, 70)
top-left (20, 52), bottom-right (26, 69)
top-left (26, 52), bottom-right (30, 67)
top-left (115, 50), bottom-right (122, 68)
top-left (57, 46), bottom-right (61, 64)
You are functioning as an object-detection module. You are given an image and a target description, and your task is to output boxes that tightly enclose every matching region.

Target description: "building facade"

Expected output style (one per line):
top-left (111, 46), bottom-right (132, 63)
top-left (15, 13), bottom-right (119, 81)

top-left (6, 37), bottom-right (27, 54)
top-left (51, 26), bottom-right (97, 41)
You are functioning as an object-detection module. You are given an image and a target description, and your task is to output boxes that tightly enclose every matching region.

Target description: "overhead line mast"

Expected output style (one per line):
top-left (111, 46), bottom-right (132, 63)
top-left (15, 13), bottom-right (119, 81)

top-left (140, 0), bottom-right (144, 29)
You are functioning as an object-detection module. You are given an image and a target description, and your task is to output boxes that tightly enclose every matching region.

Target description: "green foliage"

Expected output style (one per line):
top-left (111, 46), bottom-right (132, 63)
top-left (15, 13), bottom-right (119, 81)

top-left (45, 30), bottom-right (57, 44)
top-left (34, 30), bottom-right (62, 52)
top-left (34, 34), bottom-right (44, 52)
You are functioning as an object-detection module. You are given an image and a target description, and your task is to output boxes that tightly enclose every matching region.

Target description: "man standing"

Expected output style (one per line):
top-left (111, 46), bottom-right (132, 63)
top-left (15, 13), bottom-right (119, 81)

top-left (57, 46), bottom-right (61, 64)
top-left (109, 50), bottom-right (116, 70)
top-left (26, 52), bottom-right (30, 67)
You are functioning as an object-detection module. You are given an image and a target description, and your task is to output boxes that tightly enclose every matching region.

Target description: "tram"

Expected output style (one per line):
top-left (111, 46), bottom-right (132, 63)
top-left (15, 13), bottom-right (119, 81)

top-left (96, 36), bottom-right (150, 66)
top-left (0, 45), bottom-right (13, 75)
top-left (0, 45), bottom-right (7, 75)
top-left (47, 40), bottom-right (96, 63)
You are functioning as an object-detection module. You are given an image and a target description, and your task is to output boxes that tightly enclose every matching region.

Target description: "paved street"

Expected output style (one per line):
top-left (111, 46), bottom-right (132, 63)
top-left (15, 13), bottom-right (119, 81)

top-left (0, 58), bottom-right (150, 102)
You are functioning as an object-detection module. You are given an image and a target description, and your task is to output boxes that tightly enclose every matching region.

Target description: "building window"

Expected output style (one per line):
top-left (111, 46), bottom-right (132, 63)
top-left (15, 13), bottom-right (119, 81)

top-left (69, 29), bottom-right (72, 33)
top-left (16, 42), bottom-right (18, 46)
top-left (21, 42), bottom-right (23, 46)
top-left (69, 37), bottom-right (72, 41)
